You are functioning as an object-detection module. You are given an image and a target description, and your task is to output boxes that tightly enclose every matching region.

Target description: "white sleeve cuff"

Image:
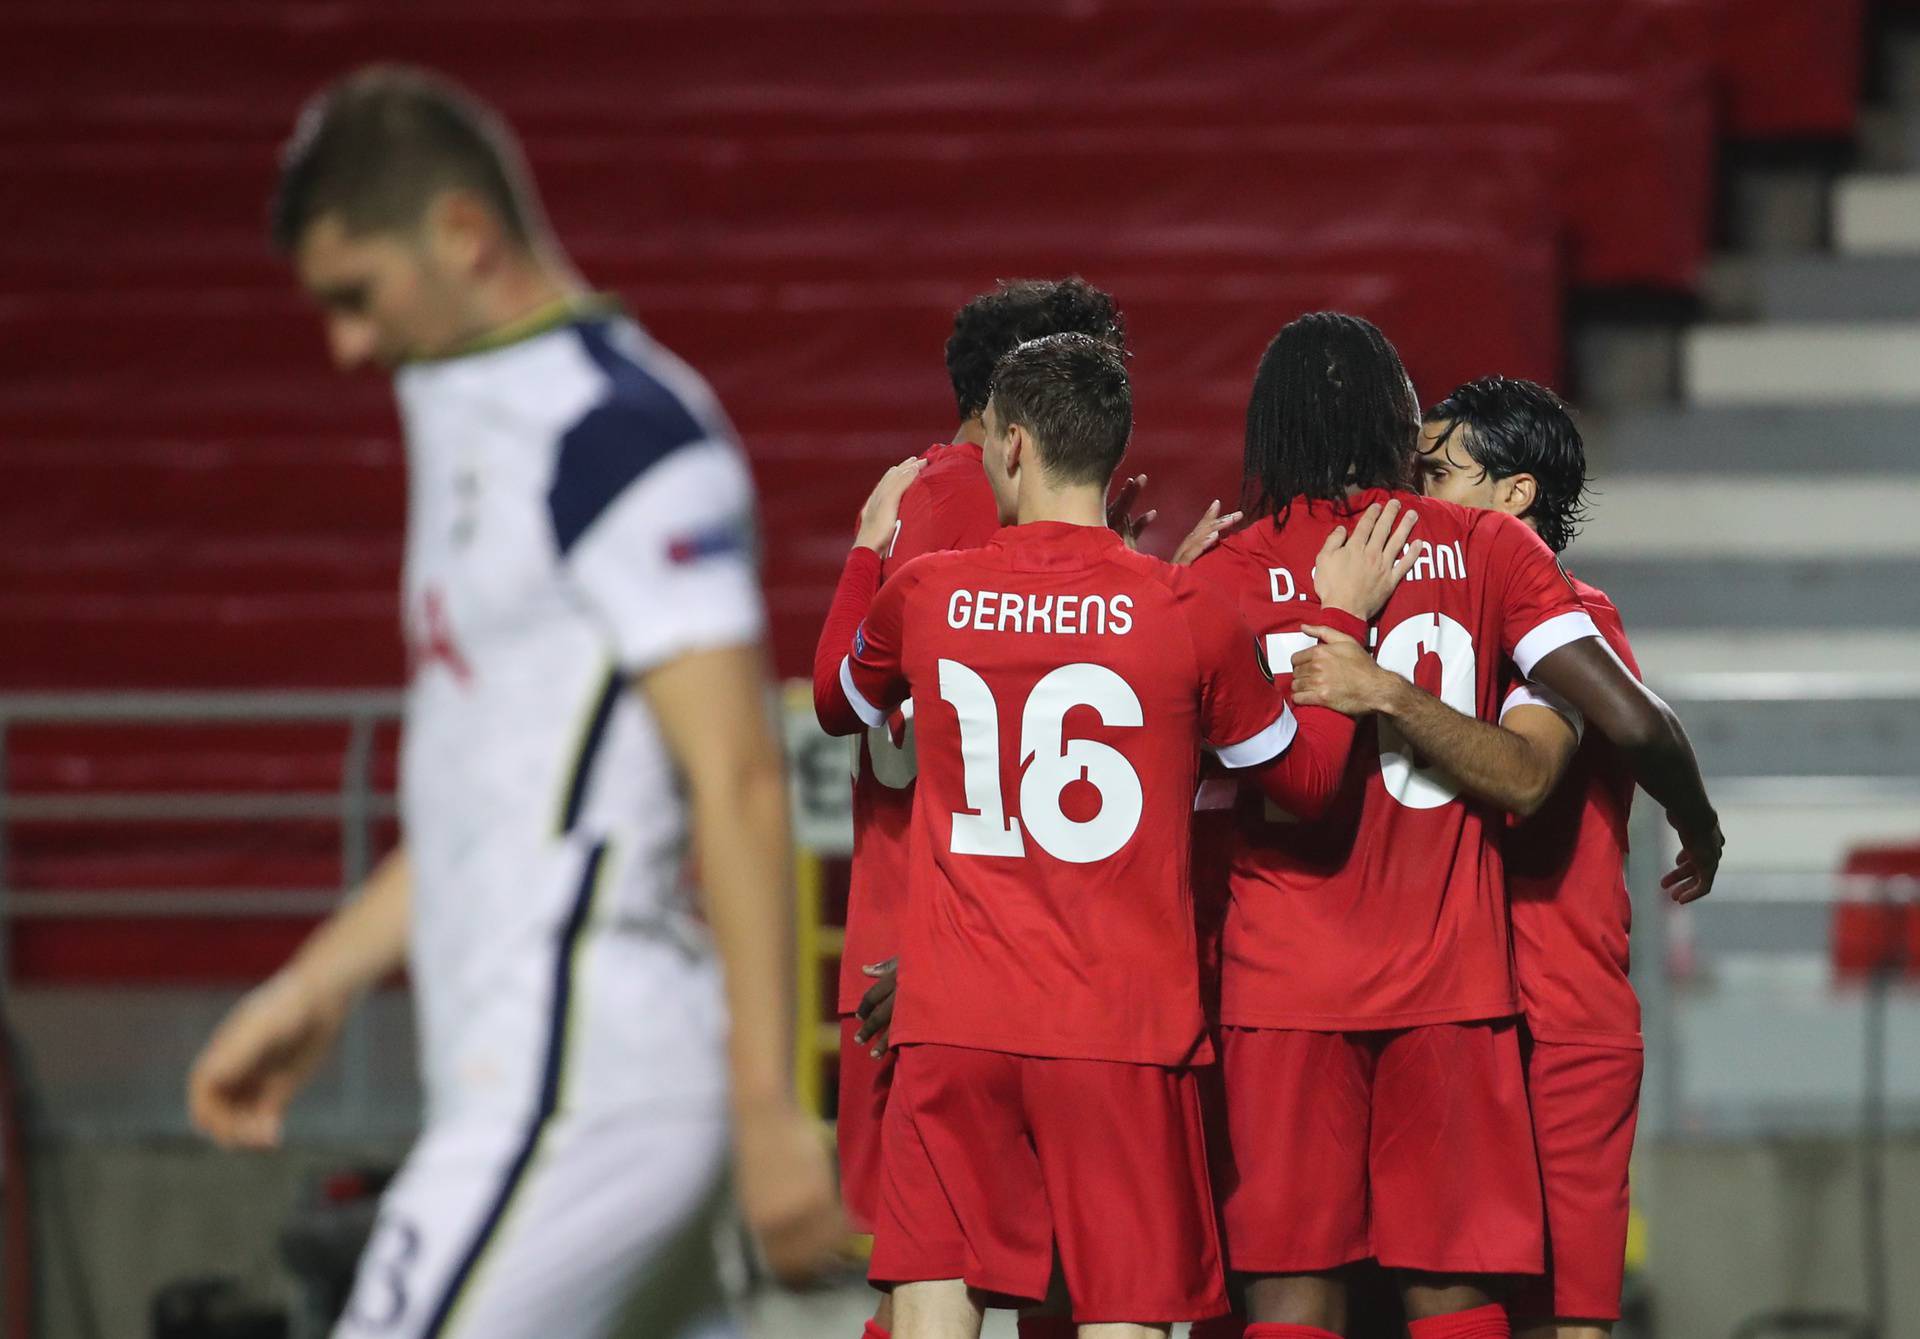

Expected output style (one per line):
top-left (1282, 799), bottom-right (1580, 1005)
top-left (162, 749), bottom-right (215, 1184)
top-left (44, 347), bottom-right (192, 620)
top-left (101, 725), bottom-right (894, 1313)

top-left (1212, 704), bottom-right (1299, 770)
top-left (838, 655), bottom-right (886, 729)
top-left (1502, 682), bottom-right (1585, 743)
top-left (1512, 610), bottom-right (1602, 677)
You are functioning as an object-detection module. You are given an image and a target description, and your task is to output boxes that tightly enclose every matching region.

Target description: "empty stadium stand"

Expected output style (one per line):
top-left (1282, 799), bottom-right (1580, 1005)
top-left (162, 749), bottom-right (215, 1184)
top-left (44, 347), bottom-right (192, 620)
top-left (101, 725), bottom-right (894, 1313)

top-left (0, 2), bottom-right (1878, 1001)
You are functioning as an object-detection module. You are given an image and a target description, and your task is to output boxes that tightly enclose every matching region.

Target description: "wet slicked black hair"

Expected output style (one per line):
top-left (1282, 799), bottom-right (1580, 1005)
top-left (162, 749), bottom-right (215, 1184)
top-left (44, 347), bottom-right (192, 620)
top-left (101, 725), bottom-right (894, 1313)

top-left (271, 64), bottom-right (540, 253)
top-left (1424, 375), bottom-right (1590, 553)
top-left (946, 277), bottom-right (1127, 423)
top-left (1243, 311), bottom-right (1419, 523)
top-left (987, 332), bottom-right (1132, 486)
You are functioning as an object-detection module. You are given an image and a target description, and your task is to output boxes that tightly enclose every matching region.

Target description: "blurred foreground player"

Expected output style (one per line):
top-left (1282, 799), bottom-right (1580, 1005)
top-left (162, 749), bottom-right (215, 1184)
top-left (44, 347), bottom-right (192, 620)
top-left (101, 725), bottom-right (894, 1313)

top-left (1194, 316), bottom-right (1721, 1339)
top-left (1296, 377), bottom-right (1664, 1338)
top-left (834, 277), bottom-right (1128, 1339)
top-left (185, 66), bottom-right (842, 1338)
top-left (816, 334), bottom-right (1412, 1339)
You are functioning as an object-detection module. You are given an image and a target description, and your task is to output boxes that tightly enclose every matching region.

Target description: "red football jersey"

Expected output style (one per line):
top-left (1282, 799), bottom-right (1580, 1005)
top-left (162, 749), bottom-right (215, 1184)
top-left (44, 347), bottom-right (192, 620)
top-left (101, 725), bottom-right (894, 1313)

top-left (1194, 488), bottom-right (1596, 1030)
top-left (1503, 576), bottom-right (1643, 1047)
top-left (837, 522), bottom-right (1303, 1065)
top-left (841, 441), bottom-right (999, 1012)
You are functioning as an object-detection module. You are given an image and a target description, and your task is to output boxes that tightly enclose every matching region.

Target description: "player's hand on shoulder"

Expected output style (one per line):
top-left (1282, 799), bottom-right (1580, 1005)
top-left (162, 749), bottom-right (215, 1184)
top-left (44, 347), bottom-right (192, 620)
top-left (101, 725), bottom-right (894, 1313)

top-left (1172, 499), bottom-right (1244, 566)
top-left (1106, 472), bottom-right (1155, 549)
top-left (1663, 813), bottom-right (1724, 904)
top-left (732, 1096), bottom-right (852, 1287)
top-left (854, 457), bottom-right (927, 554)
top-left (1290, 624), bottom-right (1394, 717)
top-left (186, 971), bottom-right (348, 1150)
top-left (1312, 499), bottom-right (1422, 618)
top-left (853, 957), bottom-right (898, 1056)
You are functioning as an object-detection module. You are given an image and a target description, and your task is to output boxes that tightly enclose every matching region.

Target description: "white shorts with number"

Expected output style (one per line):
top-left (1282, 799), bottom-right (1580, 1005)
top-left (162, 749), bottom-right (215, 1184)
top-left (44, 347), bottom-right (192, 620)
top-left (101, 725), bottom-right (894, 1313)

top-left (334, 1105), bottom-right (735, 1339)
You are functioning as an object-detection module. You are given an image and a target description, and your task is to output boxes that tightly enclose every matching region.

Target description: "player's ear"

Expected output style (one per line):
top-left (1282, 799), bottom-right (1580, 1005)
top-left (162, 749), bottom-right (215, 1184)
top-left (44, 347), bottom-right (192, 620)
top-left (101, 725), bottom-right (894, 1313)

top-left (1003, 423), bottom-right (1025, 479)
top-left (425, 189), bottom-right (499, 278)
top-left (1498, 471), bottom-right (1537, 521)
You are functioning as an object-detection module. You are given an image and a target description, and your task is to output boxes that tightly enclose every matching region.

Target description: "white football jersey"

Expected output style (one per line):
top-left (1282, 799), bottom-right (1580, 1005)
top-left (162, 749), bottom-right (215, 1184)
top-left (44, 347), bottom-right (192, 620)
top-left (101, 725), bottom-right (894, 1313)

top-left (392, 300), bottom-right (762, 1126)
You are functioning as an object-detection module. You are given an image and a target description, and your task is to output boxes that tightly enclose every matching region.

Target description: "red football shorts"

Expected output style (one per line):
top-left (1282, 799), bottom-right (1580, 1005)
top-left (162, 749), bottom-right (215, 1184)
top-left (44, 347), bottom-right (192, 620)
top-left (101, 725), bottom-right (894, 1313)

top-left (871, 1042), bottom-right (1229, 1324)
top-left (1220, 1019), bottom-right (1544, 1275)
top-left (837, 1014), bottom-right (894, 1233)
top-left (1512, 1035), bottom-right (1643, 1323)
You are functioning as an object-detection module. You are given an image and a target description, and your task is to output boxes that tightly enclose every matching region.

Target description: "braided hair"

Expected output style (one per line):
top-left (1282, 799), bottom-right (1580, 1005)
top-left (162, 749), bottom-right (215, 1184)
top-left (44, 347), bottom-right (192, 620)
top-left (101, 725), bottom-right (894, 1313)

top-left (1242, 311), bottom-right (1419, 524)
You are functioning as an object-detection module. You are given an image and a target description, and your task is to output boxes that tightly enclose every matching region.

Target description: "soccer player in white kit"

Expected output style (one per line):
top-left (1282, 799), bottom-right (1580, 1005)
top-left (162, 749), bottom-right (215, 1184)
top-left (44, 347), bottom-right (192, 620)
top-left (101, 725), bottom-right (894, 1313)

top-left (186, 66), bottom-right (844, 1337)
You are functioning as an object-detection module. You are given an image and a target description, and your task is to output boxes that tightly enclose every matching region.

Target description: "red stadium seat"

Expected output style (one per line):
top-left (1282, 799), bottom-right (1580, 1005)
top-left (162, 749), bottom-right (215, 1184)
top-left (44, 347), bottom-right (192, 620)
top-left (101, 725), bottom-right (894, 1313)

top-left (0, 0), bottom-right (1867, 984)
top-left (1831, 843), bottom-right (1920, 981)
top-left (4, 0), bottom-right (1716, 286)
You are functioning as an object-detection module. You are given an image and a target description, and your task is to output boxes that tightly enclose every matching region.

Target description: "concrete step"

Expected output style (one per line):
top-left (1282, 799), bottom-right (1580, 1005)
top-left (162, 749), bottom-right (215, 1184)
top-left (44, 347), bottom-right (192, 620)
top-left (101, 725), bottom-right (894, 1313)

top-left (1854, 108), bottom-right (1916, 172)
top-left (1639, 692), bottom-right (1920, 779)
top-left (1724, 163), bottom-right (1835, 255)
top-left (1834, 173), bottom-right (1920, 253)
top-left (1572, 476), bottom-right (1920, 558)
top-left (1588, 405), bottom-right (1920, 473)
top-left (1568, 555), bottom-right (1920, 632)
top-left (1712, 792), bottom-right (1920, 875)
top-left (1727, 254), bottom-right (1920, 321)
top-left (1685, 323), bottom-right (1920, 403)
top-left (1630, 630), bottom-right (1920, 678)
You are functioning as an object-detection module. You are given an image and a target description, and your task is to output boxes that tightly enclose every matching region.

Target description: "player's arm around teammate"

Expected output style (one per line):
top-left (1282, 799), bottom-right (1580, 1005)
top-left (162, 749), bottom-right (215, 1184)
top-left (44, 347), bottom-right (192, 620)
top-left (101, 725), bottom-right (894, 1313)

top-left (1291, 391), bottom-right (1722, 902)
top-left (1293, 556), bottom-right (1718, 900)
top-left (1290, 643), bottom-right (1581, 817)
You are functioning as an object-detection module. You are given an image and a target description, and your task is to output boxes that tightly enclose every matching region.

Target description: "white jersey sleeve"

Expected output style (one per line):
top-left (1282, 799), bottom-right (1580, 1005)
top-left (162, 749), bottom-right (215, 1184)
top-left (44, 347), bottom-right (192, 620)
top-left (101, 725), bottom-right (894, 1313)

top-left (1501, 679), bottom-right (1586, 743)
top-left (561, 437), bottom-right (767, 672)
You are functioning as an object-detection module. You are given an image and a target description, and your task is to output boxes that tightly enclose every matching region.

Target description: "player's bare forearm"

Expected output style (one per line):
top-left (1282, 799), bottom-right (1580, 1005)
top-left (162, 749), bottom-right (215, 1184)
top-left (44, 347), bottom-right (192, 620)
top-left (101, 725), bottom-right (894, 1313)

top-left (1373, 679), bottom-right (1578, 817)
top-left (644, 643), bottom-right (797, 1111)
top-left (1531, 636), bottom-right (1723, 899)
top-left (188, 846), bottom-right (409, 1147)
top-left (645, 643), bottom-right (849, 1279)
top-left (1531, 639), bottom-right (1716, 833)
top-left (283, 846), bottom-right (411, 1006)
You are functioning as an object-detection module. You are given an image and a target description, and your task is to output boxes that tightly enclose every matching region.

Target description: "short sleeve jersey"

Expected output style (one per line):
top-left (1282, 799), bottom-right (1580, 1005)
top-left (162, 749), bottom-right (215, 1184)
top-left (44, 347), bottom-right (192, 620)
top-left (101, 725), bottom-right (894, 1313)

top-left (393, 305), bottom-right (760, 1120)
top-left (838, 522), bottom-right (1295, 1065)
top-left (1192, 488), bottom-right (1597, 1030)
top-left (841, 440), bottom-right (1001, 1012)
top-left (1503, 577), bottom-right (1643, 1047)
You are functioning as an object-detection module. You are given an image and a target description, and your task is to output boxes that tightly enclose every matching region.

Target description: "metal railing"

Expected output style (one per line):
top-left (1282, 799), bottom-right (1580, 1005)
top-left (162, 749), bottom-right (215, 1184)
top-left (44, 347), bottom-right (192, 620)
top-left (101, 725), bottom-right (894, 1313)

top-left (1626, 670), bottom-right (1920, 1141)
top-left (0, 692), bottom-right (405, 1141)
top-left (0, 691), bottom-right (402, 988)
top-left (0, 672), bottom-right (1915, 1140)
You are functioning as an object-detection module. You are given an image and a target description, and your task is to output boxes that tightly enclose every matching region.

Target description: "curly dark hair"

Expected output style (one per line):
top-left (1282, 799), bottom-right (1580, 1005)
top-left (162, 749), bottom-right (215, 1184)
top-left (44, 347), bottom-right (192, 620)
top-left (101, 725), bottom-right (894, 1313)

top-left (1242, 312), bottom-right (1418, 523)
top-left (946, 277), bottom-right (1127, 423)
top-left (1423, 375), bottom-right (1590, 553)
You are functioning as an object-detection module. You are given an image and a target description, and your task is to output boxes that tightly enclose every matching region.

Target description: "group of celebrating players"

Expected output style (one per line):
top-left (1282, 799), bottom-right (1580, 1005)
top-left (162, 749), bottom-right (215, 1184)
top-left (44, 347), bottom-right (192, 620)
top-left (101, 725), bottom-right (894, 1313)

top-left (177, 65), bottom-right (1725, 1339)
top-left (811, 281), bottom-right (1725, 1339)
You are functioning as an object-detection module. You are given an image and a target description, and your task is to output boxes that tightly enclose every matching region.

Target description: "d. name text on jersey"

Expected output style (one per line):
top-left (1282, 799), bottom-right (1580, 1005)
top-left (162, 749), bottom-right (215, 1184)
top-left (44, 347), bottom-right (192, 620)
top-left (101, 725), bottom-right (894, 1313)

top-left (1267, 541), bottom-right (1463, 602)
top-left (946, 589), bottom-right (1136, 636)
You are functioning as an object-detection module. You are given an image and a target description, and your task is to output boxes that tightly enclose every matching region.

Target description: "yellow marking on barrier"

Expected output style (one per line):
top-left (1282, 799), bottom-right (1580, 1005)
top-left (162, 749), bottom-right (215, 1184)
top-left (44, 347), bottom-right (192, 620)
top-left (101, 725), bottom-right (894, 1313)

top-left (795, 847), bottom-right (826, 1116)
top-left (1625, 1204), bottom-right (1649, 1270)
